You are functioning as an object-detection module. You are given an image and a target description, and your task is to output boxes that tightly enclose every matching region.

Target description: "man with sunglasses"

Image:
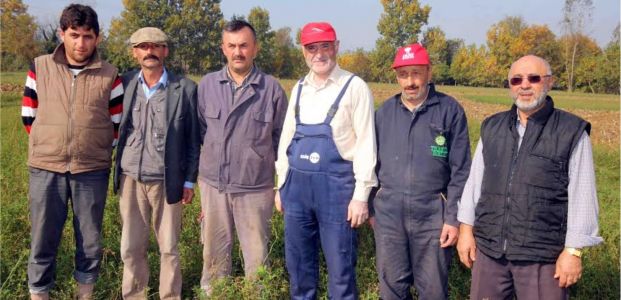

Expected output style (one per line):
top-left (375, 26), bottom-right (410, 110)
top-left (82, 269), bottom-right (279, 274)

top-left (372, 43), bottom-right (471, 299)
top-left (113, 27), bottom-right (200, 299)
top-left (275, 22), bottom-right (377, 299)
top-left (457, 55), bottom-right (602, 299)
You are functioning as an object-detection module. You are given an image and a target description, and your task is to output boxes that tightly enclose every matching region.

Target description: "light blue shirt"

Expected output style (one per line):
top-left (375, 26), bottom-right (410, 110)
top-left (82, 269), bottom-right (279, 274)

top-left (137, 68), bottom-right (194, 189)
top-left (138, 68), bottom-right (169, 101)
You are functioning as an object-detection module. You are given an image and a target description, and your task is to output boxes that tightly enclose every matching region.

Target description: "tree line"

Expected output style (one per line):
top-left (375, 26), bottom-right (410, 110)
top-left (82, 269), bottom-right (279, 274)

top-left (1, 0), bottom-right (619, 93)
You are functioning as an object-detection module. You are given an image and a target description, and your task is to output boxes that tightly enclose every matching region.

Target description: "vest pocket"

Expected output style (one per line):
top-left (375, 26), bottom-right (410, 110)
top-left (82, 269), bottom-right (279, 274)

top-left (30, 124), bottom-right (66, 157)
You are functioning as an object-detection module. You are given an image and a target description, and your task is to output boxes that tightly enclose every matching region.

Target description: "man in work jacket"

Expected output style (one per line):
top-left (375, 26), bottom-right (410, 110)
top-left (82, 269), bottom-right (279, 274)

top-left (20, 4), bottom-right (123, 300)
top-left (457, 55), bottom-right (603, 299)
top-left (372, 43), bottom-right (471, 300)
top-left (112, 27), bottom-right (200, 300)
top-left (275, 22), bottom-right (377, 299)
top-left (196, 19), bottom-right (288, 294)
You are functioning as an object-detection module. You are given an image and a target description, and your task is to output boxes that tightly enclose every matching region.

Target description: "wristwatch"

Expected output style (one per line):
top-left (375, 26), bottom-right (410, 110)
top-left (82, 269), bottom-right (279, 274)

top-left (565, 247), bottom-right (583, 257)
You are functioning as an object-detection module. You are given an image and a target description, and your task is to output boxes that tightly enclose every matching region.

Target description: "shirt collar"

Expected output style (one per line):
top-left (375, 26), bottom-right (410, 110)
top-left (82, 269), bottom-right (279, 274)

top-left (304, 64), bottom-right (347, 88)
top-left (138, 68), bottom-right (169, 88)
top-left (225, 65), bottom-right (256, 86)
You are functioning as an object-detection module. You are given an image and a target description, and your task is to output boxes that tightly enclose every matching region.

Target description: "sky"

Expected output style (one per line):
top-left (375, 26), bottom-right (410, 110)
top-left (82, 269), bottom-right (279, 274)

top-left (24, 0), bottom-right (620, 51)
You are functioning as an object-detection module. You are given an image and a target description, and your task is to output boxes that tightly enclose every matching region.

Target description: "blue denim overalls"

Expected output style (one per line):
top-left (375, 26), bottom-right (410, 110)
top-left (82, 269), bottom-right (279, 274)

top-left (281, 76), bottom-right (358, 300)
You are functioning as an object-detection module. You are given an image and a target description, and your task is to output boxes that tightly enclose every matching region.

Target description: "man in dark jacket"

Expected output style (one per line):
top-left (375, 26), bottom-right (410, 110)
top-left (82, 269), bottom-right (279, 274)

top-left (113, 27), bottom-right (200, 299)
top-left (196, 19), bottom-right (288, 294)
top-left (457, 55), bottom-right (602, 299)
top-left (372, 43), bottom-right (471, 300)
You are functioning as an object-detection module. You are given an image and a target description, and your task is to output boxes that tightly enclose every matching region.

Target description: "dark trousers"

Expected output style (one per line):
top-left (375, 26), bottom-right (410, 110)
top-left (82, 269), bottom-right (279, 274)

top-left (470, 249), bottom-right (569, 300)
top-left (281, 170), bottom-right (358, 300)
top-left (374, 189), bottom-right (451, 300)
top-left (27, 167), bottom-right (109, 293)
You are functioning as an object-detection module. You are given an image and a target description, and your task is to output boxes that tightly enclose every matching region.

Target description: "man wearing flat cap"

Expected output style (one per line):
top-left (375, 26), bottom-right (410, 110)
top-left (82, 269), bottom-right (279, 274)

top-left (275, 21), bottom-right (377, 299)
top-left (371, 43), bottom-right (471, 299)
top-left (113, 26), bottom-right (200, 299)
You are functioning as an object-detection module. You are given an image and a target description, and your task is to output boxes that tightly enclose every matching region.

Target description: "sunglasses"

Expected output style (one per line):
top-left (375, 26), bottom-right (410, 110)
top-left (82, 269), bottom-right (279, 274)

top-left (509, 74), bottom-right (551, 86)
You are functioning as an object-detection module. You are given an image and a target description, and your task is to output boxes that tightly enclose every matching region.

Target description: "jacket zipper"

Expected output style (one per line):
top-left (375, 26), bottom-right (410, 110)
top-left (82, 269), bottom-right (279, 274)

top-left (67, 74), bottom-right (78, 172)
top-left (501, 139), bottom-right (520, 252)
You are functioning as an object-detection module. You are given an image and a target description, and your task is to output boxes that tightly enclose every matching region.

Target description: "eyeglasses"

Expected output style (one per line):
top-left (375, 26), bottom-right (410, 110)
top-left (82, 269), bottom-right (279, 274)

top-left (304, 42), bottom-right (334, 54)
top-left (509, 74), bottom-right (551, 86)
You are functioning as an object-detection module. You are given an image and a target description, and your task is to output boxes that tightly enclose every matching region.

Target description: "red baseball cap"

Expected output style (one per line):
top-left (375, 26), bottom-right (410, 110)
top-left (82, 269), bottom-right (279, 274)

top-left (392, 43), bottom-right (430, 69)
top-left (300, 22), bottom-right (337, 46)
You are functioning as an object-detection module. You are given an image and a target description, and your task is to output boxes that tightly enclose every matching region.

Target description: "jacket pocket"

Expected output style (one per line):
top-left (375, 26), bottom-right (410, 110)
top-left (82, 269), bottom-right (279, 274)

top-left (249, 109), bottom-right (273, 140)
top-left (30, 124), bottom-right (66, 157)
top-left (233, 145), bottom-right (272, 186)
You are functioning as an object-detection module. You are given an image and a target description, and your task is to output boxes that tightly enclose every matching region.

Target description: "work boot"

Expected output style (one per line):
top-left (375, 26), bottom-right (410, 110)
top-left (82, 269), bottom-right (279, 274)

top-left (75, 283), bottom-right (94, 300)
top-left (30, 292), bottom-right (49, 300)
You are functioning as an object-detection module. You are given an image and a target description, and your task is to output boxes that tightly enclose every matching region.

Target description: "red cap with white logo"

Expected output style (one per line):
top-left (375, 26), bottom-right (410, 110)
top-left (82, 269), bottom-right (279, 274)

top-left (300, 22), bottom-right (337, 46)
top-left (392, 43), bottom-right (430, 69)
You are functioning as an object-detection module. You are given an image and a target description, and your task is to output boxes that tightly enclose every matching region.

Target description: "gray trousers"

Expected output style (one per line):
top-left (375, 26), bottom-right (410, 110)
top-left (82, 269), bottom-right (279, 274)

top-left (374, 189), bottom-right (452, 300)
top-left (198, 181), bottom-right (274, 290)
top-left (27, 167), bottom-right (109, 293)
top-left (470, 249), bottom-right (569, 300)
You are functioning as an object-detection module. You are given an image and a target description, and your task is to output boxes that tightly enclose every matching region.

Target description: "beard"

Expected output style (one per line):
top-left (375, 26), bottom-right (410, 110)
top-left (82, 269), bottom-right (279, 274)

top-left (512, 86), bottom-right (549, 112)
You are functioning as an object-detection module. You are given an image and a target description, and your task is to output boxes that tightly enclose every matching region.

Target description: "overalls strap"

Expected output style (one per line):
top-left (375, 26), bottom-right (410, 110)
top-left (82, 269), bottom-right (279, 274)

top-left (293, 75), bottom-right (357, 125)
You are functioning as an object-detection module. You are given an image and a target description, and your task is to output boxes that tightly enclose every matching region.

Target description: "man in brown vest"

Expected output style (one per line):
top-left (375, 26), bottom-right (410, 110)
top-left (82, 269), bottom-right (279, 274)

top-left (21, 4), bottom-right (123, 300)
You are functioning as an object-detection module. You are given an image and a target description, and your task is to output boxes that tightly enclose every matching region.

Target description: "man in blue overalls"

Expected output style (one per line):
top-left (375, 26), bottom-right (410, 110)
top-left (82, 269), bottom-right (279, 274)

top-left (372, 44), bottom-right (471, 299)
top-left (274, 22), bottom-right (377, 299)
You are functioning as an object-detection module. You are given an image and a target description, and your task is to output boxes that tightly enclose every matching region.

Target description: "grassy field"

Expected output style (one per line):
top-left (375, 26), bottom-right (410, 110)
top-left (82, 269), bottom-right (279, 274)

top-left (1, 73), bottom-right (619, 299)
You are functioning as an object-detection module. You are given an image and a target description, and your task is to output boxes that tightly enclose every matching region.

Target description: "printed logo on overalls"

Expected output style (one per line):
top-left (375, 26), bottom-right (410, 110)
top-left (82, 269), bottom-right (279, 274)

top-left (431, 135), bottom-right (448, 158)
top-left (300, 152), bottom-right (321, 164)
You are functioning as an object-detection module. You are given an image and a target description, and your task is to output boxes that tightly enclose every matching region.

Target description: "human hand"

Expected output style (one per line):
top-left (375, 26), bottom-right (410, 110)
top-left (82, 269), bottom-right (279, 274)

top-left (440, 223), bottom-right (459, 248)
top-left (182, 188), bottom-right (194, 205)
top-left (457, 224), bottom-right (477, 269)
top-left (347, 200), bottom-right (368, 228)
top-left (554, 249), bottom-right (582, 288)
top-left (275, 190), bottom-right (283, 213)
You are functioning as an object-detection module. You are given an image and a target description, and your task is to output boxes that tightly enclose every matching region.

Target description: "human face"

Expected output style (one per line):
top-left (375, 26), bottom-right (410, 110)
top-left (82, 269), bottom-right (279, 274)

top-left (395, 65), bottom-right (432, 104)
top-left (59, 26), bottom-right (100, 66)
top-left (508, 56), bottom-right (554, 112)
top-left (132, 43), bottom-right (168, 70)
top-left (302, 41), bottom-right (338, 79)
top-left (221, 27), bottom-right (258, 75)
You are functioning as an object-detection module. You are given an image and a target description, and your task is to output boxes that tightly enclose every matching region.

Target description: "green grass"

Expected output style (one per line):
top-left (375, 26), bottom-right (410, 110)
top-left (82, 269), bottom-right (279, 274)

top-left (436, 85), bottom-right (619, 111)
top-left (1, 72), bottom-right (27, 86)
top-left (1, 78), bottom-right (618, 299)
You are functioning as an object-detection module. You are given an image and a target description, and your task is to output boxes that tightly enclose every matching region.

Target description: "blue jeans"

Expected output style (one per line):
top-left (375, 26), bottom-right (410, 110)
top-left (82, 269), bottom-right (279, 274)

top-left (27, 167), bottom-right (109, 293)
top-left (373, 189), bottom-right (452, 300)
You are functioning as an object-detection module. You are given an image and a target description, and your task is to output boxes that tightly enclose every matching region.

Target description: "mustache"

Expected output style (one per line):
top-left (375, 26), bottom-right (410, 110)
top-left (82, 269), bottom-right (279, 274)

top-left (233, 55), bottom-right (246, 60)
top-left (404, 85), bottom-right (419, 90)
top-left (143, 55), bottom-right (160, 61)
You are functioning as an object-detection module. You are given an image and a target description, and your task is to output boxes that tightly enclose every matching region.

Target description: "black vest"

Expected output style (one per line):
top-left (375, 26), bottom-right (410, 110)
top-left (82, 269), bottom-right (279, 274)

top-left (475, 97), bottom-right (590, 262)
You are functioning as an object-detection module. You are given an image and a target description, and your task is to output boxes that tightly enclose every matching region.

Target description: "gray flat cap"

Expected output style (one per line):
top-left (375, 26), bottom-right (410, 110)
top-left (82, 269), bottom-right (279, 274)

top-left (130, 27), bottom-right (168, 46)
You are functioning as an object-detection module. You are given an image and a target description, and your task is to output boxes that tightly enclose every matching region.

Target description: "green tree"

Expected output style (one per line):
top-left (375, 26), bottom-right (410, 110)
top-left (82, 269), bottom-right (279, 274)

top-left (561, 0), bottom-right (594, 92)
top-left (421, 26), bottom-right (451, 84)
top-left (337, 48), bottom-right (373, 82)
top-left (272, 27), bottom-right (305, 79)
top-left (486, 16), bottom-right (527, 71)
top-left (370, 0), bottom-right (431, 82)
top-left (105, 0), bottom-right (223, 74)
top-left (1, 0), bottom-right (40, 71)
top-left (557, 33), bottom-right (600, 91)
top-left (248, 7), bottom-right (276, 74)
